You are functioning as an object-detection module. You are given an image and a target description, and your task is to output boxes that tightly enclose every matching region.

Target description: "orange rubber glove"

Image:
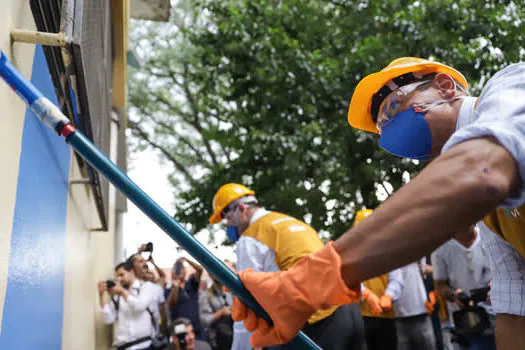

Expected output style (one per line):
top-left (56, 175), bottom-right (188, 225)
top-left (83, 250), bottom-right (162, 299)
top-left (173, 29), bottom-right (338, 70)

top-left (380, 294), bottom-right (393, 311)
top-left (425, 291), bottom-right (437, 314)
top-left (362, 288), bottom-right (383, 315)
top-left (232, 242), bottom-right (360, 348)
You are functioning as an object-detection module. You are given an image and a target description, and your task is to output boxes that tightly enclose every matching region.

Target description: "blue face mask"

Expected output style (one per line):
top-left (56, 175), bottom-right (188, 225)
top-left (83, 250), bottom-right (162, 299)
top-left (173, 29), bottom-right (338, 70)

top-left (226, 226), bottom-right (240, 242)
top-left (378, 106), bottom-right (432, 160)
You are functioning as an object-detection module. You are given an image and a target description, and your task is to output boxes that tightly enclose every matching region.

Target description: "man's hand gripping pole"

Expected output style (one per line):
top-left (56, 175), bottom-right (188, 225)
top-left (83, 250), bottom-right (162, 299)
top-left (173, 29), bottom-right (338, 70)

top-left (0, 50), bottom-right (321, 350)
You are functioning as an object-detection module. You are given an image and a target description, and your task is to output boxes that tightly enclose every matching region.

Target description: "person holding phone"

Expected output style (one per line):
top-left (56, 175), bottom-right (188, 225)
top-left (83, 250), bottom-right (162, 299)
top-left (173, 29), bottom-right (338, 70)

top-left (138, 242), bottom-right (167, 288)
top-left (167, 257), bottom-right (206, 341)
top-left (129, 251), bottom-right (169, 349)
top-left (97, 261), bottom-right (158, 350)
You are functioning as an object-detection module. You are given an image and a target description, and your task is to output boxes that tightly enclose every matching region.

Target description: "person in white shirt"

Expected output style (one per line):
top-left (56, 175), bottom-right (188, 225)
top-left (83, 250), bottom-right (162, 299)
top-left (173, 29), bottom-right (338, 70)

top-left (390, 262), bottom-right (436, 350)
top-left (129, 252), bottom-right (169, 347)
top-left (432, 225), bottom-right (495, 350)
top-left (98, 261), bottom-right (159, 350)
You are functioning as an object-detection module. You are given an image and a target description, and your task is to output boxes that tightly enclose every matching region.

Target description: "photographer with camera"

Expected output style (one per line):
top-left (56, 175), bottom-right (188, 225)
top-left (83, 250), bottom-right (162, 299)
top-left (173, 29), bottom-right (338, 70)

top-left (432, 225), bottom-right (495, 350)
top-left (199, 273), bottom-right (234, 350)
top-left (170, 318), bottom-right (211, 350)
top-left (129, 244), bottom-right (170, 349)
top-left (139, 242), bottom-right (167, 288)
top-left (98, 261), bottom-right (159, 350)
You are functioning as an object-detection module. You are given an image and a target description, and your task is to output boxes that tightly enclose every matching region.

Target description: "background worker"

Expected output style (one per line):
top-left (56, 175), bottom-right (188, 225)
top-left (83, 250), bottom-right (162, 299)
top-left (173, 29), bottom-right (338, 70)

top-left (209, 183), bottom-right (366, 350)
top-left (229, 58), bottom-right (525, 350)
top-left (390, 262), bottom-right (437, 350)
top-left (356, 209), bottom-right (400, 350)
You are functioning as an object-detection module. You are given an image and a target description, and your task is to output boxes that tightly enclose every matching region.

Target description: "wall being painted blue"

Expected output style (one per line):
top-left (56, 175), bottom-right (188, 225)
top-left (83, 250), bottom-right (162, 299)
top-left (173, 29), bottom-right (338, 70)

top-left (0, 45), bottom-right (70, 349)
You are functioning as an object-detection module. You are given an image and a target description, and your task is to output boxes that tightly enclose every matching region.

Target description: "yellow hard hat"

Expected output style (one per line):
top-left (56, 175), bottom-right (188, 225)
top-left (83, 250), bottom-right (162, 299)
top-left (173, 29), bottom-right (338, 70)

top-left (209, 183), bottom-right (255, 224)
top-left (348, 57), bottom-right (468, 134)
top-left (353, 209), bottom-right (373, 227)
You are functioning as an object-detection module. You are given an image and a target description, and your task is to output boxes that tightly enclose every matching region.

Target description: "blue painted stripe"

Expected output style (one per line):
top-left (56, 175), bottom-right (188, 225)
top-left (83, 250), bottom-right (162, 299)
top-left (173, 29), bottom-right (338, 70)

top-left (0, 45), bottom-right (70, 349)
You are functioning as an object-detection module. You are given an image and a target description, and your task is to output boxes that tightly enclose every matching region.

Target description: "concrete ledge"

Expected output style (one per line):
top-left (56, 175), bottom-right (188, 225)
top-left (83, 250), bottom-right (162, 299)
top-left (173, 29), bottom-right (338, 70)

top-left (131, 0), bottom-right (171, 22)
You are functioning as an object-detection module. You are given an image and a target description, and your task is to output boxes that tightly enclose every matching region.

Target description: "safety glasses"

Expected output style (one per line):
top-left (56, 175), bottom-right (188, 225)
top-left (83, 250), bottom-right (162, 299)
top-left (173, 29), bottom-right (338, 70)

top-left (221, 204), bottom-right (238, 219)
top-left (376, 80), bottom-right (432, 133)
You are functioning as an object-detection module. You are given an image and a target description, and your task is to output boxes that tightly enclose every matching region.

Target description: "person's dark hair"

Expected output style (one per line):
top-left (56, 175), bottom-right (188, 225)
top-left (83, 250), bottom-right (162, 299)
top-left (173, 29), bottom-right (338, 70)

top-left (126, 253), bottom-right (140, 267)
top-left (115, 260), bottom-right (133, 272)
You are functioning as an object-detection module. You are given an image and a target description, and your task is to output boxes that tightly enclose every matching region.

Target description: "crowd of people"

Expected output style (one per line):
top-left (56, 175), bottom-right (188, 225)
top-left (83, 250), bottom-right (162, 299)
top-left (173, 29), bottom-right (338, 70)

top-left (97, 243), bottom-right (233, 350)
top-left (97, 191), bottom-right (496, 350)
top-left (218, 56), bottom-right (525, 350)
top-left (97, 55), bottom-right (525, 350)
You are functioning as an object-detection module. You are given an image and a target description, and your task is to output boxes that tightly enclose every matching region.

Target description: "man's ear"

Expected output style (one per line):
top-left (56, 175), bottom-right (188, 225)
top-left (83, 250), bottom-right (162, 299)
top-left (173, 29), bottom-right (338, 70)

top-left (433, 73), bottom-right (456, 99)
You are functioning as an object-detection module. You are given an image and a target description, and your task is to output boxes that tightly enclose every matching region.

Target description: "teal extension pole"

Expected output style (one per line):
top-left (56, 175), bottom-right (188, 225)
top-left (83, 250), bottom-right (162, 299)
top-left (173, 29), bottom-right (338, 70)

top-left (0, 50), bottom-right (321, 350)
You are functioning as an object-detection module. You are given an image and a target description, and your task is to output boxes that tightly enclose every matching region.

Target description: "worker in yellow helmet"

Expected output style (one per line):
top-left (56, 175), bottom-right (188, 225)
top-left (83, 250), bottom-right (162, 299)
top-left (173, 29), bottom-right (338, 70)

top-left (209, 183), bottom-right (366, 350)
top-left (228, 57), bottom-right (525, 350)
top-left (354, 209), bottom-right (401, 350)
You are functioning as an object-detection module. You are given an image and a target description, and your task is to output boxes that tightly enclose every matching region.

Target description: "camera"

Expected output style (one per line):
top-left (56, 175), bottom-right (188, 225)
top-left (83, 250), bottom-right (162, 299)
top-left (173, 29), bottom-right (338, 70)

top-left (144, 242), bottom-right (153, 252)
top-left (141, 242), bottom-right (154, 260)
top-left (173, 323), bottom-right (187, 350)
top-left (450, 288), bottom-right (492, 347)
top-left (106, 280), bottom-right (116, 289)
top-left (469, 287), bottom-right (489, 304)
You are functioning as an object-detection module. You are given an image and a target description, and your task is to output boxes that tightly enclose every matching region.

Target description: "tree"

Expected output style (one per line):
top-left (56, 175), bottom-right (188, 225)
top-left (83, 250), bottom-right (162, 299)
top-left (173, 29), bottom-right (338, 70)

top-left (128, 0), bottom-right (525, 240)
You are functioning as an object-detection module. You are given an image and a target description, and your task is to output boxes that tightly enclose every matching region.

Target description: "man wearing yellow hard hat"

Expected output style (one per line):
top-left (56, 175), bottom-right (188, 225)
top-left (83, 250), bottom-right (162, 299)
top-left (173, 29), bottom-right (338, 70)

top-left (209, 183), bottom-right (366, 350)
top-left (229, 57), bottom-right (525, 350)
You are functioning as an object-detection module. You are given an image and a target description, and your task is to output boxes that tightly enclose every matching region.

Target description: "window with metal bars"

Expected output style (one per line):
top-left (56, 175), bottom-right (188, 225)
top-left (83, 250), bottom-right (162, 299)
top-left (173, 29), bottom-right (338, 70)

top-left (30, 0), bottom-right (113, 231)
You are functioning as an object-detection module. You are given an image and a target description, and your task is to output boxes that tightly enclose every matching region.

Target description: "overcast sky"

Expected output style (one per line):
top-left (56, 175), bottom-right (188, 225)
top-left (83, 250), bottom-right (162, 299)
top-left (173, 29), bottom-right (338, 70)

top-left (122, 151), bottom-right (236, 268)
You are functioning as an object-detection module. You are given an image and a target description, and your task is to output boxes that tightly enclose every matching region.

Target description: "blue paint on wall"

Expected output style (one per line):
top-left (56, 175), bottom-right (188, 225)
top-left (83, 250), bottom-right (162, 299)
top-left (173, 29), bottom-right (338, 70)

top-left (0, 45), bottom-right (70, 349)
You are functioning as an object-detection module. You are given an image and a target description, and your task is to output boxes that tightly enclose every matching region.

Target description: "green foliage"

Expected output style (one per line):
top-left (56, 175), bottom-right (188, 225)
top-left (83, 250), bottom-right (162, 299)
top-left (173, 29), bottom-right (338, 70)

top-left (128, 0), bottom-right (525, 240)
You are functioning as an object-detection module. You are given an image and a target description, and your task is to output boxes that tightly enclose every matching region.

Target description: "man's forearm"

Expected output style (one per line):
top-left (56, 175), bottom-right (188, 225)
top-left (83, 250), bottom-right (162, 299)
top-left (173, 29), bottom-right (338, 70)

top-left (159, 303), bottom-right (169, 335)
top-left (334, 138), bottom-right (520, 287)
top-left (185, 259), bottom-right (203, 281)
top-left (167, 287), bottom-right (179, 310)
top-left (496, 314), bottom-right (525, 350)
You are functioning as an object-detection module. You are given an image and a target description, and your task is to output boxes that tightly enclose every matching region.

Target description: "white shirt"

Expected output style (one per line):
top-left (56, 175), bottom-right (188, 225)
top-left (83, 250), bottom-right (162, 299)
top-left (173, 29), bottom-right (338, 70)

top-left (99, 279), bottom-right (157, 349)
top-left (441, 64), bottom-right (525, 316)
top-left (442, 63), bottom-right (525, 208)
top-left (432, 227), bottom-right (492, 318)
top-left (383, 268), bottom-right (404, 298)
top-left (147, 281), bottom-right (166, 335)
top-left (233, 208), bottom-right (277, 350)
top-left (432, 229), bottom-right (491, 291)
top-left (391, 262), bottom-right (428, 318)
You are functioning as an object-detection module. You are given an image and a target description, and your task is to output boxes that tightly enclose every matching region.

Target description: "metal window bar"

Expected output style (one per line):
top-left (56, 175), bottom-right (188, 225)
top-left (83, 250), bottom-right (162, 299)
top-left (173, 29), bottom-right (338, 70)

top-left (0, 51), bottom-right (321, 350)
